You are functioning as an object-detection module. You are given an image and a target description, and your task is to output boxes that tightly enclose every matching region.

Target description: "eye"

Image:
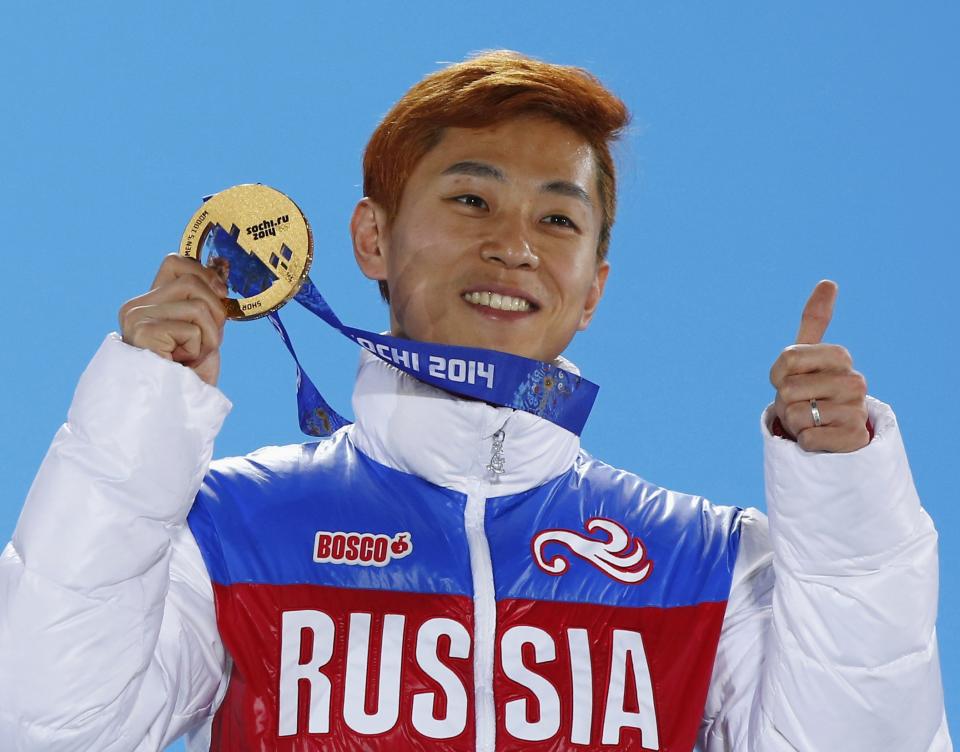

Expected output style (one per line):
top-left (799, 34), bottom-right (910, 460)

top-left (543, 214), bottom-right (579, 231)
top-left (453, 194), bottom-right (488, 210)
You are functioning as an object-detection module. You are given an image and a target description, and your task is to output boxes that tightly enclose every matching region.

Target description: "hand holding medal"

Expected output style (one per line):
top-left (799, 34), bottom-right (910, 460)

top-left (119, 184), bottom-right (311, 387)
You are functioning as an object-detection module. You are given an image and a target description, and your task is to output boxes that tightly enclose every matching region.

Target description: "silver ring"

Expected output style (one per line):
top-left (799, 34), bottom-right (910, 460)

top-left (810, 399), bottom-right (822, 427)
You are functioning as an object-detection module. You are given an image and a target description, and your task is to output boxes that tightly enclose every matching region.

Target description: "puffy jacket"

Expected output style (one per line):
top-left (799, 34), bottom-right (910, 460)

top-left (0, 334), bottom-right (950, 751)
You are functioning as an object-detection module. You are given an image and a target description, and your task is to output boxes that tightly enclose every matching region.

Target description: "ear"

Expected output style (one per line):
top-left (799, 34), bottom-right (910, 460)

top-left (351, 198), bottom-right (390, 280)
top-left (577, 260), bottom-right (609, 331)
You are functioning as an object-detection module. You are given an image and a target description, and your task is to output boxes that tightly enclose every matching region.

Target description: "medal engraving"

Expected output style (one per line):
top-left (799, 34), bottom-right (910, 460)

top-left (179, 184), bottom-right (313, 320)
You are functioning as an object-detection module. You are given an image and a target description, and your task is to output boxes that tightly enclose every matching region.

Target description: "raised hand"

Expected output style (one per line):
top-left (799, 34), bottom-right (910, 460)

top-left (769, 280), bottom-right (870, 453)
top-left (119, 255), bottom-right (229, 386)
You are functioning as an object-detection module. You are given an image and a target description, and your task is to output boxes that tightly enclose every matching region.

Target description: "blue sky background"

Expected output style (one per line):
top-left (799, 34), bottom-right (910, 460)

top-left (1, 2), bottom-right (956, 747)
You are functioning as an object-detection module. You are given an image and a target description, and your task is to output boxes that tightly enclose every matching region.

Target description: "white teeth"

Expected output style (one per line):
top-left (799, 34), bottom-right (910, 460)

top-left (462, 291), bottom-right (533, 312)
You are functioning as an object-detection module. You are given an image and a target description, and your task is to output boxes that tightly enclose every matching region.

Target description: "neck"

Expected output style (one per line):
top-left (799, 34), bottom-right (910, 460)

top-left (348, 350), bottom-right (582, 495)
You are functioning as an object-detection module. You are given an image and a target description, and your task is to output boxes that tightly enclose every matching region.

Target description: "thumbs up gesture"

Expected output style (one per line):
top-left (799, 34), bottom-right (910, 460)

top-left (769, 281), bottom-right (870, 453)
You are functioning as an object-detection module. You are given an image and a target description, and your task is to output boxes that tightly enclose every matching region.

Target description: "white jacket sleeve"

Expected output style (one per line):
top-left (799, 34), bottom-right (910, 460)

top-left (700, 397), bottom-right (950, 751)
top-left (0, 334), bottom-right (231, 751)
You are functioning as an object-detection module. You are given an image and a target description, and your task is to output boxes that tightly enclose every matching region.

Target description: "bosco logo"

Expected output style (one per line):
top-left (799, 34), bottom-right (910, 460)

top-left (314, 530), bottom-right (413, 567)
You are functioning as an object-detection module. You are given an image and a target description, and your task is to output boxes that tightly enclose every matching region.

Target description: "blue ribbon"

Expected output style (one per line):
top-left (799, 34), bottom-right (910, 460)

top-left (205, 225), bottom-right (598, 436)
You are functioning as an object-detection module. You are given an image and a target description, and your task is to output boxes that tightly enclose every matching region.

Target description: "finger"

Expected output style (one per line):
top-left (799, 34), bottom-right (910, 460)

top-left (784, 399), bottom-right (868, 435)
top-left (796, 279), bottom-right (838, 345)
top-left (769, 343), bottom-right (853, 387)
top-left (121, 273), bottom-right (227, 332)
top-left (124, 318), bottom-right (204, 363)
top-left (776, 369), bottom-right (867, 406)
top-left (123, 299), bottom-right (222, 360)
top-left (151, 254), bottom-right (229, 298)
top-left (127, 298), bottom-right (222, 351)
top-left (148, 273), bottom-right (227, 324)
top-left (796, 424), bottom-right (871, 453)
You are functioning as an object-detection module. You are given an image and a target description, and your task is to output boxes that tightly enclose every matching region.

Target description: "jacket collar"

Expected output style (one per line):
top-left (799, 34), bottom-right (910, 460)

top-left (348, 349), bottom-right (581, 496)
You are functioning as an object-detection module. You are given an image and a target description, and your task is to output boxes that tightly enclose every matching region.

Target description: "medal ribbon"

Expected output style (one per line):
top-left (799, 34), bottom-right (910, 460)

top-left (205, 225), bottom-right (599, 437)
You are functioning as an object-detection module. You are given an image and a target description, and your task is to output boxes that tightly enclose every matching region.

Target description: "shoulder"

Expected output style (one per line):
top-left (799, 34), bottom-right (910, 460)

top-left (191, 427), bottom-right (450, 522)
top-left (205, 433), bottom-right (346, 484)
top-left (198, 427), bottom-right (378, 499)
top-left (189, 432), bottom-right (350, 531)
top-left (570, 450), bottom-right (746, 537)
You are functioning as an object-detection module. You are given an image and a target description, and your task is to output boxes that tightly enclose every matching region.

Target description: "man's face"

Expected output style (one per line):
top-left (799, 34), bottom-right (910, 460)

top-left (353, 115), bottom-right (609, 363)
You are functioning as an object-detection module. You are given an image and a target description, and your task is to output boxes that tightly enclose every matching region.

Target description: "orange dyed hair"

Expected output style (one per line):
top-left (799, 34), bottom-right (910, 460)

top-left (363, 50), bottom-right (630, 299)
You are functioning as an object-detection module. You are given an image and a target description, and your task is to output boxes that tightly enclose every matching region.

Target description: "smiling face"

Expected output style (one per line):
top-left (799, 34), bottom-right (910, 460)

top-left (352, 115), bottom-right (609, 363)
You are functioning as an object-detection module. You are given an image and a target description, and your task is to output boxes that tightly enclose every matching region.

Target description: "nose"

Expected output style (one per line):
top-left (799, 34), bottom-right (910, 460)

top-left (480, 217), bottom-right (540, 270)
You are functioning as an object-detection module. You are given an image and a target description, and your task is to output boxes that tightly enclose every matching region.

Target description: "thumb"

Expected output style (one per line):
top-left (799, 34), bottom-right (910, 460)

top-left (796, 279), bottom-right (838, 344)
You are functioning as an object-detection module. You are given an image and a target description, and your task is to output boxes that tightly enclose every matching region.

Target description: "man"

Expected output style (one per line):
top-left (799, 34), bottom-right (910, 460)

top-left (0, 51), bottom-right (949, 751)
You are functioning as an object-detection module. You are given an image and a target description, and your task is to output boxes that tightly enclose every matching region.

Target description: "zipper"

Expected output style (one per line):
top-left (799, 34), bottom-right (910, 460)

top-left (486, 429), bottom-right (506, 476)
top-left (465, 478), bottom-right (495, 752)
top-left (465, 420), bottom-right (510, 751)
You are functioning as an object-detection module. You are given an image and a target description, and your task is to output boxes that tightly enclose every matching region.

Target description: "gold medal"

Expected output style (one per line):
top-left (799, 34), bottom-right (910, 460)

top-left (179, 184), bottom-right (313, 320)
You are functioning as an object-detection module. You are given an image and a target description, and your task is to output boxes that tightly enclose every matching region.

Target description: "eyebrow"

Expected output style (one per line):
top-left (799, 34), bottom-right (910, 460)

top-left (542, 179), bottom-right (593, 208)
top-left (441, 160), bottom-right (594, 208)
top-left (441, 161), bottom-right (505, 181)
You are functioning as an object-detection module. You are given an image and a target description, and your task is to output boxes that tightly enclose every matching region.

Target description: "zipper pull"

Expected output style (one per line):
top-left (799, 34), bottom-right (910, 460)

top-left (487, 428), bottom-right (506, 476)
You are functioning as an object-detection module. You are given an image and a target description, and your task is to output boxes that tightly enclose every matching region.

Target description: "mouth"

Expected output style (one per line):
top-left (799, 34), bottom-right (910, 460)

top-left (461, 290), bottom-right (538, 313)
